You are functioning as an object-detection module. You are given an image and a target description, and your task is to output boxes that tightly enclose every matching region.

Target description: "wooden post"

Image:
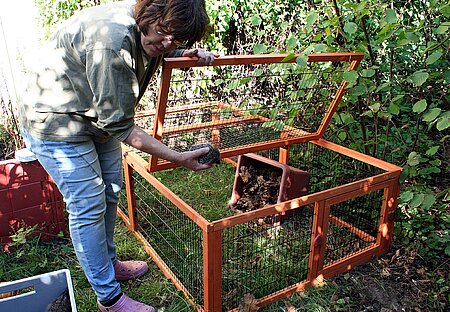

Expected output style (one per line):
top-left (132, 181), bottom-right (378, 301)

top-left (123, 156), bottom-right (137, 232)
top-left (308, 200), bottom-right (329, 285)
top-left (278, 146), bottom-right (289, 164)
top-left (149, 65), bottom-right (173, 171)
top-left (203, 228), bottom-right (222, 311)
top-left (377, 179), bottom-right (400, 255)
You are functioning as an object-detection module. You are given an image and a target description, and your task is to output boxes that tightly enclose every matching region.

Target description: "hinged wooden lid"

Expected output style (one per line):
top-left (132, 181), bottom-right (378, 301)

top-left (136, 53), bottom-right (363, 172)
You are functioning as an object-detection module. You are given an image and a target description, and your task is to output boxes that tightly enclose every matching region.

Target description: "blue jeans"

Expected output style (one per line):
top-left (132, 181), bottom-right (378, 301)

top-left (21, 127), bottom-right (123, 302)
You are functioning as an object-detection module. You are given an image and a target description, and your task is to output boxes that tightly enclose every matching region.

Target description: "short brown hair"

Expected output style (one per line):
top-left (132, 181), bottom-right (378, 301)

top-left (134, 0), bottom-right (210, 47)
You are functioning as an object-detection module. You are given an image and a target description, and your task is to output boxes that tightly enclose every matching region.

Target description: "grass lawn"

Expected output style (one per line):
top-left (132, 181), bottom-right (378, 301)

top-left (1, 219), bottom-right (448, 311)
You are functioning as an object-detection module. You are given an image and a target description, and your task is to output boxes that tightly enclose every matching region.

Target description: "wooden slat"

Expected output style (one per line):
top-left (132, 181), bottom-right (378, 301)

top-left (308, 200), bottom-right (326, 282)
top-left (316, 204), bottom-right (331, 278)
top-left (117, 207), bottom-right (131, 229)
top-left (223, 157), bottom-right (237, 167)
top-left (313, 139), bottom-right (403, 172)
top-left (123, 158), bottom-right (137, 231)
top-left (211, 111), bottom-right (221, 147)
top-left (321, 244), bottom-right (379, 279)
top-left (329, 214), bottom-right (376, 242)
top-left (149, 66), bottom-right (173, 170)
top-left (325, 179), bottom-right (392, 206)
top-left (317, 58), bottom-right (362, 137)
top-left (308, 52), bottom-right (364, 63)
top-left (278, 146), bottom-right (289, 164)
top-left (163, 53), bottom-right (365, 69)
top-left (228, 280), bottom-right (312, 311)
top-left (162, 115), bottom-right (262, 135)
top-left (317, 80), bottom-right (348, 137)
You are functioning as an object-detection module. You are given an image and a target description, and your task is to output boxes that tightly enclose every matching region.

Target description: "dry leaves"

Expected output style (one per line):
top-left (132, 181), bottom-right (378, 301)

top-left (284, 301), bottom-right (297, 311)
top-left (238, 293), bottom-right (259, 312)
top-left (234, 165), bottom-right (281, 212)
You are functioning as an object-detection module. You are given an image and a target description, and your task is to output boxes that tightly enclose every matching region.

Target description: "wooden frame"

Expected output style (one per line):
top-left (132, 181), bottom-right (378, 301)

top-left (118, 53), bottom-right (402, 311)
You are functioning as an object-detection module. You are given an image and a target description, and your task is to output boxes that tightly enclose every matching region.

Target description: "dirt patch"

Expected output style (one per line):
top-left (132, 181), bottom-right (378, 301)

top-left (328, 245), bottom-right (449, 311)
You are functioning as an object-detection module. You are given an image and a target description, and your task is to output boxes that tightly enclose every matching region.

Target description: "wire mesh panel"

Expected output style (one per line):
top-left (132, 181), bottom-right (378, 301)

top-left (221, 205), bottom-right (314, 310)
top-left (291, 143), bottom-right (385, 192)
top-left (127, 174), bottom-right (205, 305)
top-left (136, 53), bottom-right (363, 171)
top-left (324, 189), bottom-right (383, 266)
top-left (259, 142), bottom-right (385, 193)
top-left (118, 189), bottom-right (129, 216)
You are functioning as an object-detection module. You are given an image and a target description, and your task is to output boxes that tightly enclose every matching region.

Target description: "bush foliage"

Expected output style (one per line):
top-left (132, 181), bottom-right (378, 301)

top-left (208, 0), bottom-right (450, 263)
top-left (27, 0), bottom-right (450, 262)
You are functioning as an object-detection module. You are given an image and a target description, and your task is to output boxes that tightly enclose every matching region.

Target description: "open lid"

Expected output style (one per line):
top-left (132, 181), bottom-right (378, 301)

top-left (134, 53), bottom-right (363, 171)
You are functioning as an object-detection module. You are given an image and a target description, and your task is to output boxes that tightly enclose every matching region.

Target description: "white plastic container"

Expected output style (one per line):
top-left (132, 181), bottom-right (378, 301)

top-left (0, 269), bottom-right (77, 311)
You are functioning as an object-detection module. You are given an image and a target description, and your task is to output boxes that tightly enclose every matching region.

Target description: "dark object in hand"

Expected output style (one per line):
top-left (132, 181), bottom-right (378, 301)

top-left (190, 143), bottom-right (220, 165)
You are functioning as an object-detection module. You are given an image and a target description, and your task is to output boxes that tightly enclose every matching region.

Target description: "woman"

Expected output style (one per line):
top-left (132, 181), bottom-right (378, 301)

top-left (19, 0), bottom-right (218, 311)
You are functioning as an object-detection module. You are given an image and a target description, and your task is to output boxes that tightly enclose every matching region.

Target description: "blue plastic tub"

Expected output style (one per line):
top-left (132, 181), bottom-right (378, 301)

top-left (0, 269), bottom-right (77, 311)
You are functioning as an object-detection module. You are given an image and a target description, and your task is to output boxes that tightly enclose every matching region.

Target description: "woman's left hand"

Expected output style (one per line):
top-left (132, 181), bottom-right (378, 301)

top-left (183, 48), bottom-right (219, 66)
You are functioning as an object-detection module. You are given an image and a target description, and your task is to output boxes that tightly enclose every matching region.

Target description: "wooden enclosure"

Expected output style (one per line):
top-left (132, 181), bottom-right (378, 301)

top-left (118, 53), bottom-right (402, 311)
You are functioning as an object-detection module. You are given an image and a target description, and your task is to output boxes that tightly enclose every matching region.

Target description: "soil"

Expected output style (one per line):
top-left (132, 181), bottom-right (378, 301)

top-left (321, 245), bottom-right (449, 312)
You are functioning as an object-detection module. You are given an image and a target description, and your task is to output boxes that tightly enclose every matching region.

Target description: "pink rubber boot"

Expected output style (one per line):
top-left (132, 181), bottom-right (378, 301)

top-left (97, 294), bottom-right (155, 312)
top-left (114, 260), bottom-right (148, 281)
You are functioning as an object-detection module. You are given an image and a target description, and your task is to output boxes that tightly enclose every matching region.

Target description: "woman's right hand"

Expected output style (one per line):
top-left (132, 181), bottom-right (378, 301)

top-left (177, 147), bottom-right (212, 171)
top-left (124, 125), bottom-right (212, 171)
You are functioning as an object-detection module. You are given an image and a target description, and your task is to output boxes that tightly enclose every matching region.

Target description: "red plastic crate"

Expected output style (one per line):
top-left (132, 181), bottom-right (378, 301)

top-left (0, 159), bottom-right (66, 247)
